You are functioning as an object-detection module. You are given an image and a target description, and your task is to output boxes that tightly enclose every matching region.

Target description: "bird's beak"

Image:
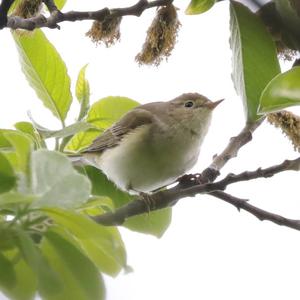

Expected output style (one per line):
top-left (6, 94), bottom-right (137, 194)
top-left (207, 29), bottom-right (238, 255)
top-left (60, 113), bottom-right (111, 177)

top-left (206, 98), bottom-right (224, 110)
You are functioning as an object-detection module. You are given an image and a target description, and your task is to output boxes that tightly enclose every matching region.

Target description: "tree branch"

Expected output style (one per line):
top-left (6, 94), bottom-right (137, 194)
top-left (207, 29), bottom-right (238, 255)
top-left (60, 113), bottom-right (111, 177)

top-left (211, 157), bottom-right (300, 190)
top-left (6, 0), bottom-right (174, 31)
top-left (42, 0), bottom-right (58, 14)
top-left (90, 115), bottom-right (300, 231)
top-left (93, 156), bottom-right (300, 226)
top-left (0, 0), bottom-right (15, 29)
top-left (201, 119), bottom-right (264, 182)
top-left (93, 120), bottom-right (264, 225)
top-left (211, 191), bottom-right (300, 231)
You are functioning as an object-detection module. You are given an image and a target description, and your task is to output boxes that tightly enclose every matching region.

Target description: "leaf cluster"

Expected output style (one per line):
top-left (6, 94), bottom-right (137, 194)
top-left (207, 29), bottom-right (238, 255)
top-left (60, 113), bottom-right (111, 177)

top-left (1, 0), bottom-right (300, 299)
top-left (0, 11), bottom-right (171, 300)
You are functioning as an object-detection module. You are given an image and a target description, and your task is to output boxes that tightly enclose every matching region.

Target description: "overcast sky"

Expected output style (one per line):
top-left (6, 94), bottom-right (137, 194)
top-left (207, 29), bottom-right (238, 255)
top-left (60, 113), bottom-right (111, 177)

top-left (1, 1), bottom-right (300, 299)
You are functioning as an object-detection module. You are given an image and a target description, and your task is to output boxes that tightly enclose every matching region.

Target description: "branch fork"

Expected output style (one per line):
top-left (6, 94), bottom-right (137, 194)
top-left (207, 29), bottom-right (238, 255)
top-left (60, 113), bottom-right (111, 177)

top-left (2, 0), bottom-right (299, 232)
top-left (93, 119), bottom-right (300, 232)
top-left (0, 0), bottom-right (174, 31)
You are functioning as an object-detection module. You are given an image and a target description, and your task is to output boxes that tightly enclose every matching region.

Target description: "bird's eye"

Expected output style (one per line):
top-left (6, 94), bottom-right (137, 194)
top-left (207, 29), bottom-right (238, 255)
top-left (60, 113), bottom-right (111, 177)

top-left (184, 101), bottom-right (194, 108)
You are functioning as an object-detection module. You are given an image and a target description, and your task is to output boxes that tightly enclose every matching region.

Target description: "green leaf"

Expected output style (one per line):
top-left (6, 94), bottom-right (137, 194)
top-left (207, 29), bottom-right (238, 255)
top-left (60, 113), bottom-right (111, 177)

top-left (3, 130), bottom-right (33, 175)
top-left (31, 150), bottom-right (91, 209)
top-left (76, 64), bottom-right (89, 104)
top-left (185, 0), bottom-right (216, 15)
top-left (230, 1), bottom-right (280, 122)
top-left (84, 166), bottom-right (132, 207)
top-left (276, 0), bottom-right (300, 26)
top-left (13, 29), bottom-right (72, 123)
top-left (79, 197), bottom-right (115, 220)
top-left (0, 152), bottom-right (16, 194)
top-left (15, 229), bottom-right (62, 298)
top-left (41, 230), bottom-right (105, 300)
top-left (14, 121), bottom-right (44, 149)
top-left (259, 66), bottom-right (300, 113)
top-left (8, 0), bottom-right (22, 14)
top-left (64, 128), bottom-right (102, 153)
top-left (54, 0), bottom-right (67, 10)
top-left (65, 96), bottom-right (139, 152)
top-left (0, 192), bottom-right (36, 206)
top-left (124, 209), bottom-right (172, 238)
top-left (43, 208), bottom-right (126, 276)
top-left (0, 226), bottom-right (17, 251)
top-left (14, 122), bottom-right (36, 138)
top-left (275, 0), bottom-right (300, 50)
top-left (0, 131), bottom-right (12, 150)
top-left (1, 154), bottom-right (18, 177)
top-left (9, 0), bottom-right (66, 16)
top-left (76, 64), bottom-right (90, 121)
top-left (290, 0), bottom-right (300, 17)
top-left (2, 249), bottom-right (37, 300)
top-left (0, 252), bottom-right (16, 290)
top-left (84, 166), bottom-right (172, 237)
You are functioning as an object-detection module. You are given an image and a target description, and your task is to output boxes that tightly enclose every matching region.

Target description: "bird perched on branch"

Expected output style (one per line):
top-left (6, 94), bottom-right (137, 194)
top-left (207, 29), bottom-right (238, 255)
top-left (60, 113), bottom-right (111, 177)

top-left (71, 93), bottom-right (223, 194)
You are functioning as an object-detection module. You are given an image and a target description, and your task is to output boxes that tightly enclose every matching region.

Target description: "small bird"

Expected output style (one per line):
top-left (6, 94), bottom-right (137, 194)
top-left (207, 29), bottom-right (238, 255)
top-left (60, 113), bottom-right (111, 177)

top-left (75, 93), bottom-right (223, 194)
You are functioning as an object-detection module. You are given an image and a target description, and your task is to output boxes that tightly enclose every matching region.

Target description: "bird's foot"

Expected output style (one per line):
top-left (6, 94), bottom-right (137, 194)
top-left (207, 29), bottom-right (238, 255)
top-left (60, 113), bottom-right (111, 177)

top-left (138, 192), bottom-right (156, 213)
top-left (177, 173), bottom-right (204, 188)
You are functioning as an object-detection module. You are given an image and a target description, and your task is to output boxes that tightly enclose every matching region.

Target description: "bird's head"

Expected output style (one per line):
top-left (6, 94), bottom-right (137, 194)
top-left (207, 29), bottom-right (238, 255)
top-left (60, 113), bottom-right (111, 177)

top-left (168, 93), bottom-right (223, 133)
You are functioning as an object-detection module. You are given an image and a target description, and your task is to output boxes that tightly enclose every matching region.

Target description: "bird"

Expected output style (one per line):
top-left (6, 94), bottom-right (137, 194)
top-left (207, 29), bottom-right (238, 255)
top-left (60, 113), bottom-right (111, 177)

top-left (72, 93), bottom-right (223, 194)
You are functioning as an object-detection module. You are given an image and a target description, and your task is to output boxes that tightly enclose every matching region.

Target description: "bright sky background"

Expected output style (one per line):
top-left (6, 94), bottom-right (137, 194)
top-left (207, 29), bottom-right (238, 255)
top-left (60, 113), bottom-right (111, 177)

top-left (1, 0), bottom-right (300, 299)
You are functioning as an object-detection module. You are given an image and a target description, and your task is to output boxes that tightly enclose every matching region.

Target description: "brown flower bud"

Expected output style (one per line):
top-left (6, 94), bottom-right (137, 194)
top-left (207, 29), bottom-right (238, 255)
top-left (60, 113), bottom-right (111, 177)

top-left (13, 0), bottom-right (42, 19)
top-left (86, 16), bottom-right (122, 47)
top-left (136, 4), bottom-right (181, 66)
top-left (268, 111), bottom-right (300, 151)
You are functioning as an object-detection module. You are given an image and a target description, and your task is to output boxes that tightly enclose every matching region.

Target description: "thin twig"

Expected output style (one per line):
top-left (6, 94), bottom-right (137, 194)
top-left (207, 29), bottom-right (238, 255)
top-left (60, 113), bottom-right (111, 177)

top-left (211, 157), bottom-right (300, 190)
top-left (42, 0), bottom-right (58, 13)
top-left (211, 191), bottom-right (300, 231)
top-left (201, 119), bottom-right (264, 182)
top-left (6, 0), bottom-right (173, 30)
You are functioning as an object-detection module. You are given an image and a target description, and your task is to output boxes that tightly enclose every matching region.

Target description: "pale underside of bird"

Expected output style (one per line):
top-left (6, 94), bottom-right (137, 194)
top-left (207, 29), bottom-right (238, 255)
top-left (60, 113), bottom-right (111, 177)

top-left (71, 93), bottom-right (223, 194)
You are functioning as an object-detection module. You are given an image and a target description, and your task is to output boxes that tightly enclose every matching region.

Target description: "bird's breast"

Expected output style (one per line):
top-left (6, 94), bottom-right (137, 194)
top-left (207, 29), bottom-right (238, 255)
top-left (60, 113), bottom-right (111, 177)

top-left (93, 125), bottom-right (202, 193)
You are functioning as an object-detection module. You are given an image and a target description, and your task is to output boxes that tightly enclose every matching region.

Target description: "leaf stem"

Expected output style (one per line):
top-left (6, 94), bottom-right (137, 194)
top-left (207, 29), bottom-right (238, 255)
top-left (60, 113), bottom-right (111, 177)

top-left (55, 137), bottom-right (60, 151)
top-left (59, 136), bottom-right (71, 152)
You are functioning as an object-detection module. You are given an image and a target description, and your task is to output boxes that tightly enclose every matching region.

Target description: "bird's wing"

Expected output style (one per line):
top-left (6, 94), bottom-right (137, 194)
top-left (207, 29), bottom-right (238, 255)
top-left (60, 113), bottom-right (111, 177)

top-left (83, 108), bottom-right (153, 153)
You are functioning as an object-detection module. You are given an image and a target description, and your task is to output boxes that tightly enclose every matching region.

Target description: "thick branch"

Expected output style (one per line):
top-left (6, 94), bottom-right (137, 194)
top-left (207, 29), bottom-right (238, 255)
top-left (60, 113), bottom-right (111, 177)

top-left (211, 191), bottom-right (300, 231)
top-left (93, 157), bottom-right (300, 226)
top-left (92, 118), bottom-right (300, 232)
top-left (6, 0), bottom-right (173, 30)
top-left (201, 119), bottom-right (264, 182)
